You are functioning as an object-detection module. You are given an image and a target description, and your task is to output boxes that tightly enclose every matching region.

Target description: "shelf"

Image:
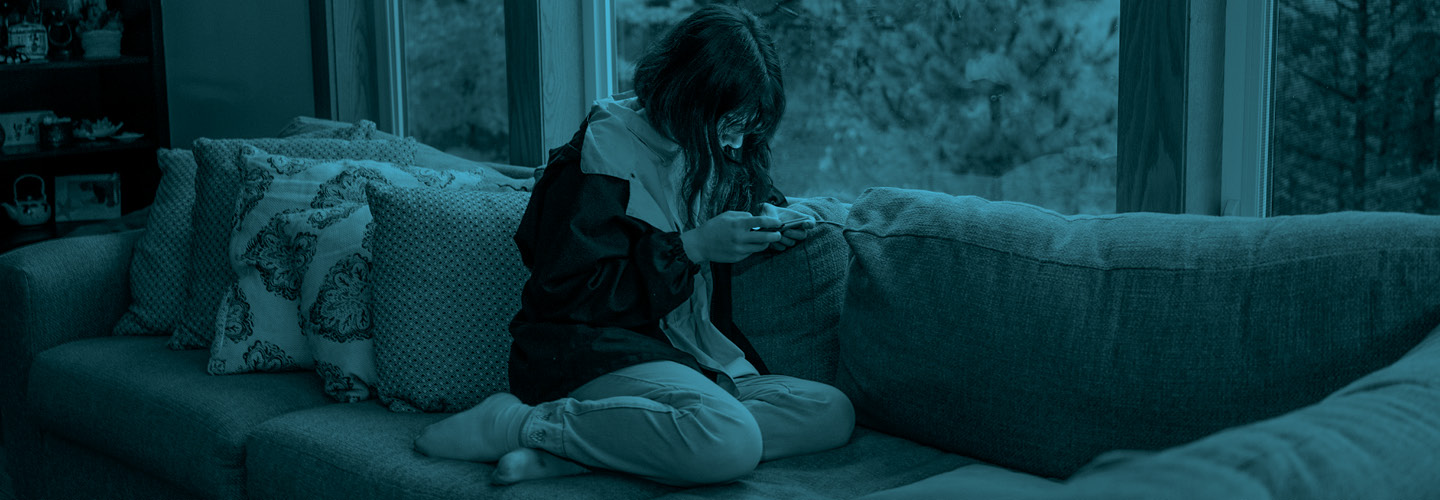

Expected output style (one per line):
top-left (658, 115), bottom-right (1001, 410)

top-left (0, 137), bottom-right (155, 163)
top-left (0, 55), bottom-right (150, 72)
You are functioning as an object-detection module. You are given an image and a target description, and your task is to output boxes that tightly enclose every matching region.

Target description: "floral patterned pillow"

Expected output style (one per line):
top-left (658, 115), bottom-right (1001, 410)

top-left (208, 147), bottom-right (528, 380)
top-left (296, 203), bottom-right (379, 402)
top-left (177, 136), bottom-right (418, 351)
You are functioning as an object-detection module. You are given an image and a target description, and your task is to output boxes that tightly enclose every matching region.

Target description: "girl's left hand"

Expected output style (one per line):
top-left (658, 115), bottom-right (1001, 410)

top-left (769, 224), bottom-right (813, 251)
top-left (759, 203), bottom-right (815, 252)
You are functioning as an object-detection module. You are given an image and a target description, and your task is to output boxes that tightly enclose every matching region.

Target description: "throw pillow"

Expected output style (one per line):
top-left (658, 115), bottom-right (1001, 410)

top-left (366, 185), bottom-right (531, 413)
top-left (113, 148), bottom-right (197, 335)
top-left (210, 207), bottom-right (316, 374)
top-left (209, 148), bottom-right (529, 379)
top-left (731, 197), bottom-right (852, 386)
top-left (293, 204), bottom-right (379, 403)
top-left (372, 128), bottom-right (537, 184)
top-left (173, 136), bottom-right (417, 350)
top-left (276, 116), bottom-right (378, 140)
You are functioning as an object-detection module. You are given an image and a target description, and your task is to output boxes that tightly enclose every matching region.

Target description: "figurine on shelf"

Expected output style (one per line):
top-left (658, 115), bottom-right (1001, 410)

top-left (45, 7), bottom-right (79, 61)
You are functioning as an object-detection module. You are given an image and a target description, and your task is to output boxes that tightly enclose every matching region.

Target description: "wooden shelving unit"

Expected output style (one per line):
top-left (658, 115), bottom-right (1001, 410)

top-left (0, 0), bottom-right (166, 253)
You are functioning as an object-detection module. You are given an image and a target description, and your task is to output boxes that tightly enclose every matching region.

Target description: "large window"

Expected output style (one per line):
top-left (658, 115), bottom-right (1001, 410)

top-left (402, 0), bottom-right (509, 163)
top-left (615, 0), bottom-right (1120, 213)
top-left (1269, 0), bottom-right (1440, 215)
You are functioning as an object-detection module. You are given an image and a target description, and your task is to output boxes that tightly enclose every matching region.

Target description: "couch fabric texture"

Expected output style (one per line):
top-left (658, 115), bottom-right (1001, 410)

top-left (838, 187), bottom-right (1440, 479)
top-left (8, 126), bottom-right (1440, 499)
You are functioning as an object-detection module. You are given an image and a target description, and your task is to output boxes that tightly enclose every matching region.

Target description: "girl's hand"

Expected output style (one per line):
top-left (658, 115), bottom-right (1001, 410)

top-left (758, 203), bottom-right (814, 252)
top-left (769, 223), bottom-right (815, 252)
top-left (681, 211), bottom-right (783, 264)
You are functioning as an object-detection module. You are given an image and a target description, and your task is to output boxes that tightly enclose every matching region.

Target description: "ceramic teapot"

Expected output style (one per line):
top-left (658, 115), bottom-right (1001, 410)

top-left (4, 174), bottom-right (52, 226)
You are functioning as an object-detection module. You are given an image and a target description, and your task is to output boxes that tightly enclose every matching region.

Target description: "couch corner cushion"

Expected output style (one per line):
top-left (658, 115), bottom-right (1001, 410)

top-left (732, 196), bottom-right (852, 385)
top-left (27, 336), bottom-right (332, 499)
top-left (1065, 325), bottom-right (1440, 500)
top-left (837, 187), bottom-right (1440, 478)
top-left (245, 403), bottom-right (673, 500)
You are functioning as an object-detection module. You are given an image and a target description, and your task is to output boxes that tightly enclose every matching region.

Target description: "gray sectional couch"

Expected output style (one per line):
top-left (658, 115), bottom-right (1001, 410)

top-left (5, 134), bottom-right (1440, 499)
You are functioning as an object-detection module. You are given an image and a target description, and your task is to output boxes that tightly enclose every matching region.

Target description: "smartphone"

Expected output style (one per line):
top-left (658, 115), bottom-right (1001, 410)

top-left (751, 216), bottom-right (810, 232)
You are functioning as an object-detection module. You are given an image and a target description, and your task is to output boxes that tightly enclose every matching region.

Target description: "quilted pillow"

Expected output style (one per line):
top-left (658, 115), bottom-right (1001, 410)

top-left (113, 148), bottom-right (197, 335)
top-left (366, 185), bottom-right (531, 413)
top-left (173, 136), bottom-right (417, 350)
top-left (209, 148), bottom-right (528, 378)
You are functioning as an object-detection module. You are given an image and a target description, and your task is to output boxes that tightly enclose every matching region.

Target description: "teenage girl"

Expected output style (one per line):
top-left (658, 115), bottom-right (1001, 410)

top-left (414, 4), bottom-right (855, 486)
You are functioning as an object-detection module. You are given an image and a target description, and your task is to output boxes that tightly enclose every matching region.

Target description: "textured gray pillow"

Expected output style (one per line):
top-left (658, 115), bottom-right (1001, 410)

top-left (114, 149), bottom-right (197, 335)
top-left (171, 136), bottom-right (416, 350)
top-left (837, 187), bottom-right (1440, 479)
top-left (732, 197), bottom-right (852, 386)
top-left (365, 185), bottom-right (531, 413)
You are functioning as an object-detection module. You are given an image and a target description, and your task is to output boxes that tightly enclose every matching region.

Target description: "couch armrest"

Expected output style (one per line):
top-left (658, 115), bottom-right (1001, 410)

top-left (0, 229), bottom-right (142, 403)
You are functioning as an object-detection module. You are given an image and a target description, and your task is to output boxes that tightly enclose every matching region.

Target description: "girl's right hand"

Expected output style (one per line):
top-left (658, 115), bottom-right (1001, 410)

top-left (681, 211), bottom-right (783, 264)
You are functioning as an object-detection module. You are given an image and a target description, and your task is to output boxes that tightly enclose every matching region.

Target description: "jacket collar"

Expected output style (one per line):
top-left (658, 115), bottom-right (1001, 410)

top-left (580, 92), bottom-right (685, 232)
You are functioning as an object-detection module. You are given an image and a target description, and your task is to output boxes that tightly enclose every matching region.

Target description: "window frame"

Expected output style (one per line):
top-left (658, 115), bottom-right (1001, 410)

top-left (310, 0), bottom-right (405, 134)
top-left (1220, 0), bottom-right (1276, 218)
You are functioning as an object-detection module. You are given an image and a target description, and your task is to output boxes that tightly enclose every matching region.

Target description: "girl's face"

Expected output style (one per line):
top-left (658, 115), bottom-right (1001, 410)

top-left (719, 127), bottom-right (745, 151)
top-left (717, 112), bottom-right (751, 151)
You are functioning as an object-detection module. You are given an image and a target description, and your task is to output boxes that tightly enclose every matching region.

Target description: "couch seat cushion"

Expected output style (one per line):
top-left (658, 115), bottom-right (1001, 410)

top-left (652, 427), bottom-right (979, 499)
top-left (28, 336), bottom-right (332, 500)
top-left (248, 402), bottom-right (976, 500)
top-left (245, 402), bottom-right (673, 500)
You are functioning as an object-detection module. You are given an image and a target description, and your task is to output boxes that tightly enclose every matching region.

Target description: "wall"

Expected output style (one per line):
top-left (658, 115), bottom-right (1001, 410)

top-left (162, 0), bottom-right (315, 147)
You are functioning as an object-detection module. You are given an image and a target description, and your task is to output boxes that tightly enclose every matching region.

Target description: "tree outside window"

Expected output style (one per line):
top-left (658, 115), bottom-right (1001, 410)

top-left (1270, 0), bottom-right (1440, 215)
top-left (403, 0), bottom-right (509, 164)
top-left (617, 0), bottom-right (1120, 214)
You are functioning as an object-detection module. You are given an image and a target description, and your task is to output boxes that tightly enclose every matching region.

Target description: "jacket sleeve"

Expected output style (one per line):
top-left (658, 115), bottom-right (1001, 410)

top-left (515, 158), bottom-right (699, 328)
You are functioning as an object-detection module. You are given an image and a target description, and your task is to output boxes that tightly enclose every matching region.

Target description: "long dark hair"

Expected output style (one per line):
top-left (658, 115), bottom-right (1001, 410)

top-left (632, 4), bottom-right (785, 229)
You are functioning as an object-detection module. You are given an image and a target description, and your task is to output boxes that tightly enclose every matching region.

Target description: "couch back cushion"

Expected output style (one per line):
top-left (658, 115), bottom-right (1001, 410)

top-left (836, 187), bottom-right (1440, 479)
top-left (732, 197), bottom-right (851, 386)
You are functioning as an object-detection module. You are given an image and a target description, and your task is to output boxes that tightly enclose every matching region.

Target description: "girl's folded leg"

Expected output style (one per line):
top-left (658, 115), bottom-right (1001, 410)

top-left (734, 374), bottom-right (856, 462)
top-left (523, 361), bottom-right (764, 486)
